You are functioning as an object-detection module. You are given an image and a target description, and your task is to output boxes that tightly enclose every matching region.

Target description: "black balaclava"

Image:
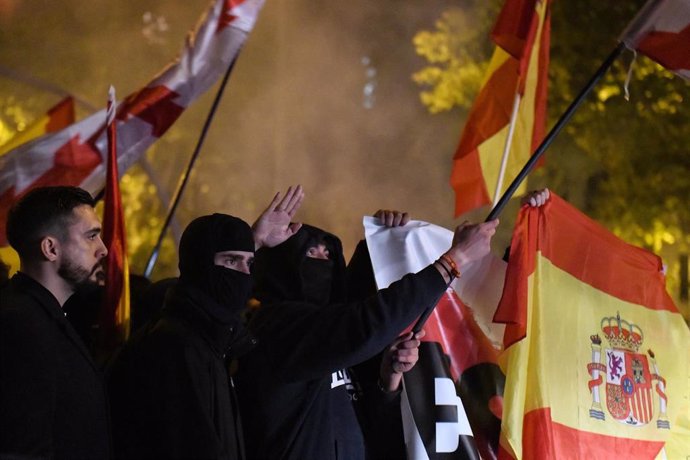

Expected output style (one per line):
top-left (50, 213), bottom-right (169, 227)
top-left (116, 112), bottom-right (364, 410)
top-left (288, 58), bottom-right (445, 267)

top-left (178, 213), bottom-right (254, 313)
top-left (252, 224), bottom-right (346, 307)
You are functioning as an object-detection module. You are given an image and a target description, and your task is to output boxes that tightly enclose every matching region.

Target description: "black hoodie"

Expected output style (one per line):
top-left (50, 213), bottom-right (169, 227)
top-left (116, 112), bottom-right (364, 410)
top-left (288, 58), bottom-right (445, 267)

top-left (107, 214), bottom-right (256, 460)
top-left (235, 224), bottom-right (447, 460)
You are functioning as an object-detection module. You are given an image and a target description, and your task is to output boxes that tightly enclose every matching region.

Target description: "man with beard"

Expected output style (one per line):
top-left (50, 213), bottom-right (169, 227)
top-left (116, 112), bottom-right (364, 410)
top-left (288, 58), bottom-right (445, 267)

top-left (106, 186), bottom-right (303, 460)
top-left (235, 215), bottom-right (498, 460)
top-left (0, 186), bottom-right (111, 459)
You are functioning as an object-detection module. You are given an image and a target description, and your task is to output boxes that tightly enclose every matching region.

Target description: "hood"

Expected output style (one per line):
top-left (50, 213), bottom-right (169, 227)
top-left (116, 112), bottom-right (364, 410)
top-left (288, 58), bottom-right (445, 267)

top-left (252, 224), bottom-right (346, 305)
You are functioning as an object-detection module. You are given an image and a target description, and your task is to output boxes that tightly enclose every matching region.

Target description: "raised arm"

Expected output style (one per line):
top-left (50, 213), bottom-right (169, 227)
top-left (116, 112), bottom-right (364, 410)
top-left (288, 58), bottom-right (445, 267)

top-left (252, 185), bottom-right (304, 250)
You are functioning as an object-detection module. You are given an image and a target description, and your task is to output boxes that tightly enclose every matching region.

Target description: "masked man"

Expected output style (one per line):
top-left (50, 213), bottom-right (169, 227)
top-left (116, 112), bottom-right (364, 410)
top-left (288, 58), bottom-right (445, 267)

top-left (235, 216), bottom-right (498, 460)
top-left (107, 186), bottom-right (303, 460)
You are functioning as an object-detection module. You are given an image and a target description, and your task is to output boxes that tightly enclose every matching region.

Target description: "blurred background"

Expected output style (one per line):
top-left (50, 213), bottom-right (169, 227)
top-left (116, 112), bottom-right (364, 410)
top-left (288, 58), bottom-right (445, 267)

top-left (1, 0), bottom-right (688, 318)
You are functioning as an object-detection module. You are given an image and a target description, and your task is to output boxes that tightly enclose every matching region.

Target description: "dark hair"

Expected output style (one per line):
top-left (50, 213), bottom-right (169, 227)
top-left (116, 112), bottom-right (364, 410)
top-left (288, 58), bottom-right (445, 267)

top-left (6, 186), bottom-right (96, 260)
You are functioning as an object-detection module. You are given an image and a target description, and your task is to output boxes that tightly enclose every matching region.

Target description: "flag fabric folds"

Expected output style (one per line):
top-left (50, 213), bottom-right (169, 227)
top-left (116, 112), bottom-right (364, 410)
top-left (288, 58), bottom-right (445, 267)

top-left (0, 96), bottom-right (75, 157)
top-left (0, 0), bottom-right (265, 244)
top-left (101, 86), bottom-right (130, 346)
top-left (494, 193), bottom-right (690, 459)
top-left (364, 217), bottom-right (508, 459)
top-left (450, 0), bottom-right (550, 217)
top-left (621, 0), bottom-right (690, 80)
top-left (0, 97), bottom-right (75, 247)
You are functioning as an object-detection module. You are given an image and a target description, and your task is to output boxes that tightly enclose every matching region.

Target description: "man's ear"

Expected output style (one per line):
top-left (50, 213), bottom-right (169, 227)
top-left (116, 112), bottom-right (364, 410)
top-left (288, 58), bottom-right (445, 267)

top-left (39, 236), bottom-right (60, 262)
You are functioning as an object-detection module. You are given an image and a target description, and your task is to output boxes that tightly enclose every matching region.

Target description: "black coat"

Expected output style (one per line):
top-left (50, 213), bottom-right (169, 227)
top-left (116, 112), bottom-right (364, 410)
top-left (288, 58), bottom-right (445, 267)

top-left (107, 284), bottom-right (253, 460)
top-left (0, 273), bottom-right (111, 459)
top-left (236, 225), bottom-right (447, 460)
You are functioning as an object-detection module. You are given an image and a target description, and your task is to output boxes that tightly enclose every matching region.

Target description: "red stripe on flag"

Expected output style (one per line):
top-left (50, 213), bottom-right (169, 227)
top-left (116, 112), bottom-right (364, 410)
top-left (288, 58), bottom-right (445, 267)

top-left (45, 97), bottom-right (75, 133)
top-left (530, 3), bottom-right (549, 153)
top-left (119, 86), bottom-right (184, 138)
top-left (495, 194), bottom-right (677, 347)
top-left (491, 0), bottom-right (539, 61)
top-left (421, 290), bottom-right (500, 380)
top-left (101, 90), bottom-right (128, 348)
top-left (520, 408), bottom-right (665, 458)
top-left (637, 24), bottom-right (690, 71)
top-left (451, 58), bottom-right (520, 216)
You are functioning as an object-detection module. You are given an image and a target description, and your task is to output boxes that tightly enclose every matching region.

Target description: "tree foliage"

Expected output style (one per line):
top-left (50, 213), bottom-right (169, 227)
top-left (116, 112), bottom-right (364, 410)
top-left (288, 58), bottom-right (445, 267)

top-left (413, 0), bottom-right (690, 311)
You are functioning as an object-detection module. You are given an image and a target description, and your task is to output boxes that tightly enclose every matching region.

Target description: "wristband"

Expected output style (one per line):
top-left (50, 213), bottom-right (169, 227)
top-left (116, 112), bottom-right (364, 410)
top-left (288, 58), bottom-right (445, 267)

top-left (440, 253), bottom-right (461, 279)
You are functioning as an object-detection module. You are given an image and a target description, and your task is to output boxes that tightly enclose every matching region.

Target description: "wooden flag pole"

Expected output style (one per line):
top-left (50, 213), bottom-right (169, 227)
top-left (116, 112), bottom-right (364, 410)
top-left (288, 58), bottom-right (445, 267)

top-left (493, 91), bottom-right (522, 206)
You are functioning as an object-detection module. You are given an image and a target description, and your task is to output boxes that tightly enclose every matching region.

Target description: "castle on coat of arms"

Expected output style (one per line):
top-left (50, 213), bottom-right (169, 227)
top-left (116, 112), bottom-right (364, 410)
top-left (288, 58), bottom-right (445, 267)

top-left (586, 313), bottom-right (670, 429)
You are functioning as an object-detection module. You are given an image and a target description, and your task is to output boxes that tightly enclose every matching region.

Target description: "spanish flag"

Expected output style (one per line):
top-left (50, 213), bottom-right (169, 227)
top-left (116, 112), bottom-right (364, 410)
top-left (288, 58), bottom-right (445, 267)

top-left (101, 87), bottom-right (130, 345)
top-left (451, 0), bottom-right (550, 217)
top-left (495, 193), bottom-right (690, 459)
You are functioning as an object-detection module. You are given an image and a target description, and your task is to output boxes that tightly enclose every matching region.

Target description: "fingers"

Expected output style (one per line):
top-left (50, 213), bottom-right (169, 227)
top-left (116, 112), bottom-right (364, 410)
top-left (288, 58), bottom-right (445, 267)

top-left (284, 185), bottom-right (304, 215)
top-left (265, 191), bottom-right (281, 213)
top-left (521, 188), bottom-right (550, 207)
top-left (287, 222), bottom-right (302, 236)
top-left (374, 209), bottom-right (410, 227)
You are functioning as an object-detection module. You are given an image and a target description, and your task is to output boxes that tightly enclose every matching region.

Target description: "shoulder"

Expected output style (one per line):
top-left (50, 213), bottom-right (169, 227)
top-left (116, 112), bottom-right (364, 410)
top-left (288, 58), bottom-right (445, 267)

top-left (0, 287), bottom-right (53, 334)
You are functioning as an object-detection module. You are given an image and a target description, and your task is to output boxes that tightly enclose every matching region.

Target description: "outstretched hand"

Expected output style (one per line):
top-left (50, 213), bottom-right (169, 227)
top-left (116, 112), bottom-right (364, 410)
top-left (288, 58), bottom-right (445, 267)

top-left (252, 185), bottom-right (304, 249)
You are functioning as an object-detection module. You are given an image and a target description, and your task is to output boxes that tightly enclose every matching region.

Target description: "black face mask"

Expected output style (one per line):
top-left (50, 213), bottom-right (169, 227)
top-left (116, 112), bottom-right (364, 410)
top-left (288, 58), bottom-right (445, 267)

top-left (300, 258), bottom-right (333, 306)
top-left (207, 266), bottom-right (252, 312)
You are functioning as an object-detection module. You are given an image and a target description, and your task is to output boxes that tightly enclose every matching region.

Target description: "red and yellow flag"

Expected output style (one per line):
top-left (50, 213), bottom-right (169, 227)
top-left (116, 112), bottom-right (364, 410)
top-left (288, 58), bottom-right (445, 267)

top-left (0, 96), bottom-right (75, 157)
top-left (0, 97), bottom-right (75, 273)
top-left (494, 193), bottom-right (690, 459)
top-left (101, 87), bottom-right (130, 344)
top-left (451, 0), bottom-right (550, 217)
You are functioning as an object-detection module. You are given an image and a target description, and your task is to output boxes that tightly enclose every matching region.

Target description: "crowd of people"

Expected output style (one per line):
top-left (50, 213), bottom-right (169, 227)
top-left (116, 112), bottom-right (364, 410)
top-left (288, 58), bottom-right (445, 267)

top-left (0, 183), bottom-right (546, 460)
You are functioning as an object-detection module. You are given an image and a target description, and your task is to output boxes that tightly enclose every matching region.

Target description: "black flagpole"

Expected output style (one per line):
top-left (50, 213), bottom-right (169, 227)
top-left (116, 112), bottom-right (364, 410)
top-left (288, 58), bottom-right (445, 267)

top-left (144, 55), bottom-right (240, 278)
top-left (412, 41), bottom-right (627, 334)
top-left (485, 41), bottom-right (626, 221)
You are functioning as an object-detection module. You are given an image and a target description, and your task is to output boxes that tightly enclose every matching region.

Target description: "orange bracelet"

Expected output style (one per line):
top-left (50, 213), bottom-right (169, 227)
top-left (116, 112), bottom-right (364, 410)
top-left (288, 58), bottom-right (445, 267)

top-left (440, 254), bottom-right (461, 279)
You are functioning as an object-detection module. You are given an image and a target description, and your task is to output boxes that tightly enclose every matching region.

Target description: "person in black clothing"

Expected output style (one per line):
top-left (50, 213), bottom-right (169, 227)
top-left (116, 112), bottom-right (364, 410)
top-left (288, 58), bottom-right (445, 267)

top-left (235, 215), bottom-right (498, 460)
top-left (0, 186), bottom-right (111, 459)
top-left (107, 185), bottom-right (304, 460)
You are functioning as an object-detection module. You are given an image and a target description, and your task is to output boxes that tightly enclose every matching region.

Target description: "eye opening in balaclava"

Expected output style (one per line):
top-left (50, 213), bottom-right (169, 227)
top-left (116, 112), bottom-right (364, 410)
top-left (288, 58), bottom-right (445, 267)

top-left (300, 235), bottom-right (333, 306)
top-left (178, 213), bottom-right (254, 311)
top-left (252, 224), bottom-right (346, 306)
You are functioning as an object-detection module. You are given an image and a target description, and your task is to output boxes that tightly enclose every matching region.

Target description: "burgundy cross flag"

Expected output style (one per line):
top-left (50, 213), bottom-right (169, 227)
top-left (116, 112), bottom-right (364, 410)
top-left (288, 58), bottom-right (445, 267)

top-left (0, 0), bottom-right (265, 245)
top-left (365, 217), bottom-right (507, 460)
top-left (621, 0), bottom-right (690, 79)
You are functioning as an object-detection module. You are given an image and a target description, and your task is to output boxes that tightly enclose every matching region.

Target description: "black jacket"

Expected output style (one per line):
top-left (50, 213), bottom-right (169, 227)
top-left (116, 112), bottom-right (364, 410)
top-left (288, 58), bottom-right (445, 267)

top-left (0, 273), bottom-right (111, 459)
top-left (107, 284), bottom-right (253, 460)
top-left (236, 225), bottom-right (447, 460)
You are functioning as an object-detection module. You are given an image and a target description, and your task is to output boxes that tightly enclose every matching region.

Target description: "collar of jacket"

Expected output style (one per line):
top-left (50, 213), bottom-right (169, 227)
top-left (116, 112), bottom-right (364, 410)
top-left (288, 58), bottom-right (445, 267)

top-left (163, 284), bottom-right (256, 359)
top-left (9, 272), bottom-right (101, 371)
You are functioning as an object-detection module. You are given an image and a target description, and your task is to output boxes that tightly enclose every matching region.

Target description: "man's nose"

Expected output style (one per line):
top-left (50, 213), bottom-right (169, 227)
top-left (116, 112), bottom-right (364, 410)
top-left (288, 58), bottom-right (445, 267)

top-left (239, 260), bottom-right (251, 274)
top-left (313, 247), bottom-right (329, 260)
top-left (97, 237), bottom-right (108, 258)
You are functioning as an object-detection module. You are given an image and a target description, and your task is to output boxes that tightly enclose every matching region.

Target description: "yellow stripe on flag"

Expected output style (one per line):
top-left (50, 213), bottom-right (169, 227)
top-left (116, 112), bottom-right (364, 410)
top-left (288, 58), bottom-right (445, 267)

top-left (478, 0), bottom-right (548, 204)
top-left (496, 193), bottom-right (690, 459)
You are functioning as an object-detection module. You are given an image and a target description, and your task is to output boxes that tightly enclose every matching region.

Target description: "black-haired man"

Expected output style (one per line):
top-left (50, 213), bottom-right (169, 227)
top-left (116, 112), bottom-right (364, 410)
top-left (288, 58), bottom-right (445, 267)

top-left (0, 186), bottom-right (111, 459)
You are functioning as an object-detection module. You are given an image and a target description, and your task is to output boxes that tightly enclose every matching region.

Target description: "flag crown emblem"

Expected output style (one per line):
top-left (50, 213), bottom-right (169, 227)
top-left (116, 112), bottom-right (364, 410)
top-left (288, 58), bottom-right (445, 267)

top-left (600, 312), bottom-right (643, 352)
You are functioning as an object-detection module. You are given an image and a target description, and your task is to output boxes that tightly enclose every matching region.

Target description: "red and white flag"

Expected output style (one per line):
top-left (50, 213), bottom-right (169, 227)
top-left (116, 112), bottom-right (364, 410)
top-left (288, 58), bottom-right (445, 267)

top-left (0, 0), bottom-right (265, 245)
top-left (621, 0), bottom-right (690, 79)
